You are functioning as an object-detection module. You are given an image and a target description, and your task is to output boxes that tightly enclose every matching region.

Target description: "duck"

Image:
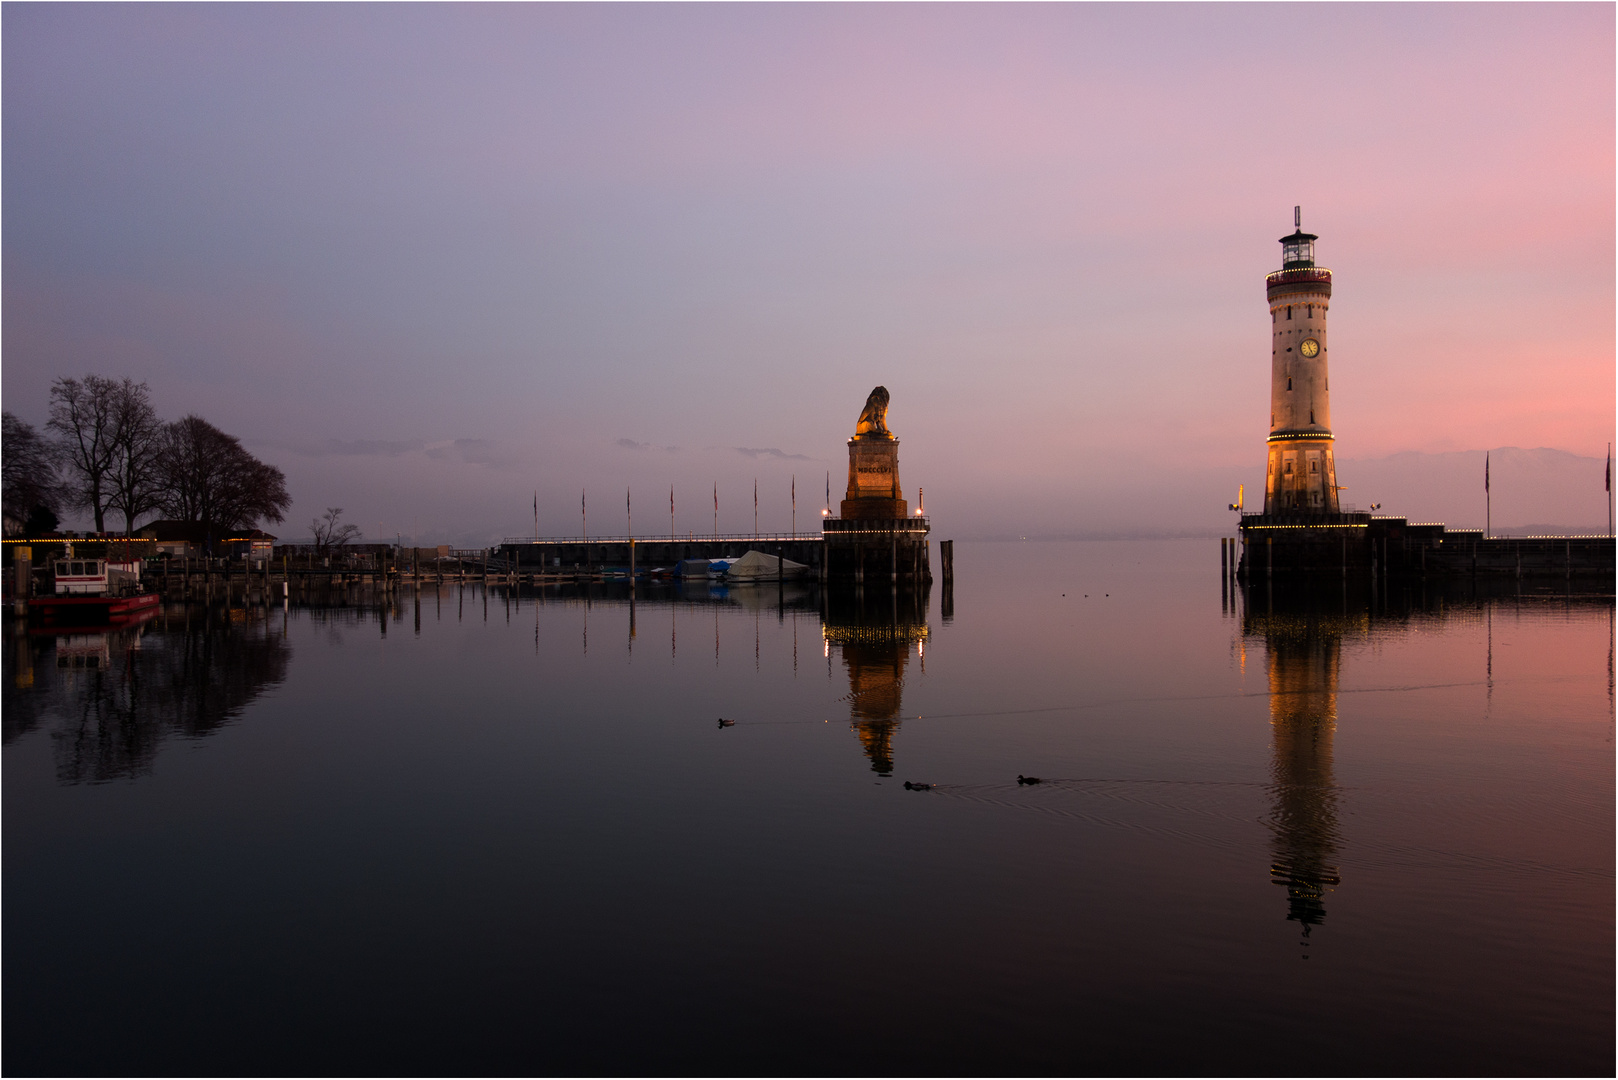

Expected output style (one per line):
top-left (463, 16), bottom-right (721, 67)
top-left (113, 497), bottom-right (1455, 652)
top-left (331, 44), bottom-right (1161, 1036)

top-left (717, 717), bottom-right (735, 728)
top-left (1017, 774), bottom-right (1043, 785)
top-left (903, 781), bottom-right (934, 791)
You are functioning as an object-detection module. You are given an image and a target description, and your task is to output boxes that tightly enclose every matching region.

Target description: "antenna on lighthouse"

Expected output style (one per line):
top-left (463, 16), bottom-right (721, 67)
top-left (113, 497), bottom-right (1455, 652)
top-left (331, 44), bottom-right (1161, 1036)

top-left (1294, 205), bottom-right (1301, 228)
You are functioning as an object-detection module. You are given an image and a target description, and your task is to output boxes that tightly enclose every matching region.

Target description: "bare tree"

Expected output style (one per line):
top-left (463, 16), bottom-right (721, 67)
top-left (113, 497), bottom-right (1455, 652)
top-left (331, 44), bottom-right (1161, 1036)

top-left (105, 384), bottom-right (165, 537)
top-left (158, 415), bottom-right (291, 534)
top-left (2, 411), bottom-right (66, 536)
top-left (310, 508), bottom-right (361, 553)
top-left (47, 376), bottom-right (124, 532)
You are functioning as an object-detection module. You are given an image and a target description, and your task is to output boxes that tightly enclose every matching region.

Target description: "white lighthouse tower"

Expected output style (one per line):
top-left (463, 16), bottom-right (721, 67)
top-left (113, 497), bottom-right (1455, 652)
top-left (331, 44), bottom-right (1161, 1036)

top-left (1264, 208), bottom-right (1340, 515)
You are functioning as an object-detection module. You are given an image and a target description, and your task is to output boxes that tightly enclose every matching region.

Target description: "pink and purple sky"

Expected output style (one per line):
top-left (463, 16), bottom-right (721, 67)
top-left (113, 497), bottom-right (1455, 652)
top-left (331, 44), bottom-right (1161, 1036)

top-left (4, 5), bottom-right (1612, 542)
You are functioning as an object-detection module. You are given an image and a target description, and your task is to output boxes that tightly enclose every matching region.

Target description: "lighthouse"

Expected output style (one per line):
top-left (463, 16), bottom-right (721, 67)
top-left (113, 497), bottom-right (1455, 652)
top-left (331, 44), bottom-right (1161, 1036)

top-left (1264, 208), bottom-right (1339, 514)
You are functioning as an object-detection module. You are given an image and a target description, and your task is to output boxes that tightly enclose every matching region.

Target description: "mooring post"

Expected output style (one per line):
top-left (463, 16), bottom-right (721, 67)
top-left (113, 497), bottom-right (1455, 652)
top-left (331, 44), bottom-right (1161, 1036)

top-left (1266, 536), bottom-right (1273, 580)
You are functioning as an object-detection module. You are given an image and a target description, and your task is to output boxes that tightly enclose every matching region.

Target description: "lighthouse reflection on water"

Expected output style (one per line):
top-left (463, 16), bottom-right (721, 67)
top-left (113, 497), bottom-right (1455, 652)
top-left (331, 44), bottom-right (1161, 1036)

top-left (1242, 590), bottom-right (1353, 953)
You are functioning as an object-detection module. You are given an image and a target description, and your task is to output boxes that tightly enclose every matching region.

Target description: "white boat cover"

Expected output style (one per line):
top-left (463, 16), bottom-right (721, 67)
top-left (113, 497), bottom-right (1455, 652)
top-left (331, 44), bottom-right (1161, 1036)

top-left (724, 549), bottom-right (809, 581)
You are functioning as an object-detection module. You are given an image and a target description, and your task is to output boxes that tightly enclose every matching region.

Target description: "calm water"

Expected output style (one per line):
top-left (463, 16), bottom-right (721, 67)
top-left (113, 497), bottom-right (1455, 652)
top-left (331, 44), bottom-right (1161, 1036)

top-left (4, 541), bottom-right (1612, 1074)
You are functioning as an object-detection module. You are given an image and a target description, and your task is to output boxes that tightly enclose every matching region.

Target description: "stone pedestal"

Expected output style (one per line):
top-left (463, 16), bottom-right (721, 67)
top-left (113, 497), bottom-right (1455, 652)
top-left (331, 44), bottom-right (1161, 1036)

top-left (841, 436), bottom-right (907, 520)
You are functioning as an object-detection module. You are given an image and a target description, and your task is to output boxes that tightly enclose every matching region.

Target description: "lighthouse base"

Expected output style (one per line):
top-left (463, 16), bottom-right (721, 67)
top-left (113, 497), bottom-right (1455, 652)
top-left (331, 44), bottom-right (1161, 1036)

top-left (1264, 437), bottom-right (1339, 514)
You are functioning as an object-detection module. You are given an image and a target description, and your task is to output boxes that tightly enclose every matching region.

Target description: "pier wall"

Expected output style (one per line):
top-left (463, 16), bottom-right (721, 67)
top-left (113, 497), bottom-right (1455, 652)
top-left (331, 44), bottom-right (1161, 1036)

top-left (821, 519), bottom-right (932, 585)
top-left (1238, 512), bottom-right (1614, 579)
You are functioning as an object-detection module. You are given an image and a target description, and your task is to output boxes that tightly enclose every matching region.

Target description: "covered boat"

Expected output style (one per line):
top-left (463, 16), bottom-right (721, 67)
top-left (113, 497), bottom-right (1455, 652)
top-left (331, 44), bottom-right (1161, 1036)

top-left (722, 549), bottom-right (809, 582)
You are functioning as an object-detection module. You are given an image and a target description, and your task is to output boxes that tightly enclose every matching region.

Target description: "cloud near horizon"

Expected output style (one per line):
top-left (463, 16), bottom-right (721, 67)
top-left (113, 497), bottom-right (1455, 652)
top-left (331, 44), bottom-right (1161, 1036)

top-left (732, 447), bottom-right (816, 462)
top-left (300, 437), bottom-right (517, 469)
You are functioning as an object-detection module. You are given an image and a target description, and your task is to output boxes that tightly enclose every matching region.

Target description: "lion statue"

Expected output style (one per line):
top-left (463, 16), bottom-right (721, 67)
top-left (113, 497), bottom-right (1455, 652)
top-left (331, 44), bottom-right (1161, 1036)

top-left (854, 386), bottom-right (891, 438)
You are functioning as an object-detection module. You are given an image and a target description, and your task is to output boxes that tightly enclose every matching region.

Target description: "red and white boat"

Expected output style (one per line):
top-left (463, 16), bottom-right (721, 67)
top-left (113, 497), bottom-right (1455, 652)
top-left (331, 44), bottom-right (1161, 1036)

top-left (28, 551), bottom-right (160, 625)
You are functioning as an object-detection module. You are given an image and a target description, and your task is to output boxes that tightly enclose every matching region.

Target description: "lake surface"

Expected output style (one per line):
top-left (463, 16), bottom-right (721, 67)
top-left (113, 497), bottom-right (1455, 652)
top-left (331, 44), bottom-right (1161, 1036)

top-left (5, 541), bottom-right (1612, 1074)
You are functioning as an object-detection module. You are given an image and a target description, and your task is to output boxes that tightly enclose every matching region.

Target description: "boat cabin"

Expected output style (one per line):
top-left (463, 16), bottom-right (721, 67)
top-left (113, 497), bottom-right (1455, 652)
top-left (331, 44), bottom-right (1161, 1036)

top-left (52, 558), bottom-right (141, 596)
top-left (54, 558), bottom-right (109, 595)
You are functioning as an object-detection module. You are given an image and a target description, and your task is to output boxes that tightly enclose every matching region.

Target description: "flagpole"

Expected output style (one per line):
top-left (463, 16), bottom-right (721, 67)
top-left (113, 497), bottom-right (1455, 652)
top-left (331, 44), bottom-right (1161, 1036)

top-left (753, 478), bottom-right (758, 539)
top-left (1485, 451), bottom-right (1490, 540)
top-left (713, 483), bottom-right (717, 539)
top-left (1606, 442), bottom-right (1612, 537)
top-left (791, 475), bottom-right (796, 538)
top-left (582, 488), bottom-right (587, 542)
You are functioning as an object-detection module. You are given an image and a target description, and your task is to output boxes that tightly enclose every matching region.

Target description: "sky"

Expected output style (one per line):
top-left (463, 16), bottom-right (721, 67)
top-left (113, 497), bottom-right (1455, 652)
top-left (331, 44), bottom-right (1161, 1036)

top-left (4, 4), bottom-right (1613, 543)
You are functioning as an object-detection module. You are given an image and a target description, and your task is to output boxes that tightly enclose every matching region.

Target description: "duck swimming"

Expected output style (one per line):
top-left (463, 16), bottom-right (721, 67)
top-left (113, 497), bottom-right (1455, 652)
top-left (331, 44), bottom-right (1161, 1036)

top-left (1017, 774), bottom-right (1043, 785)
top-left (717, 717), bottom-right (735, 728)
top-left (903, 781), bottom-right (934, 791)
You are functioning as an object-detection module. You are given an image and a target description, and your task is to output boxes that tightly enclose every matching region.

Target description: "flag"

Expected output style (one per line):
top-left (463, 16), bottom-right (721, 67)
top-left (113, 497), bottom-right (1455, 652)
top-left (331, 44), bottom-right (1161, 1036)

top-left (791, 475), bottom-right (795, 508)
top-left (1606, 445), bottom-right (1611, 493)
top-left (1485, 452), bottom-right (1490, 493)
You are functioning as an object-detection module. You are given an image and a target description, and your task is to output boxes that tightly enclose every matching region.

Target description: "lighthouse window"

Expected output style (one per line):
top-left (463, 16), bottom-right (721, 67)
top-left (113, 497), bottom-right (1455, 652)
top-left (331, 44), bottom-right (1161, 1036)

top-left (1307, 304), bottom-right (1314, 317)
top-left (1310, 461), bottom-right (1318, 473)
top-left (1284, 461), bottom-right (1293, 475)
top-left (1286, 377), bottom-right (1292, 390)
top-left (1286, 306), bottom-right (1292, 320)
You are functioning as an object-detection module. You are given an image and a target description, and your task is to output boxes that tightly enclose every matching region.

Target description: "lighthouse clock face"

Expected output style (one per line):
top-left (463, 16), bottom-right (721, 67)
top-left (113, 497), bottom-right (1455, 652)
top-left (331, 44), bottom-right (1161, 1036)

top-left (1300, 338), bottom-right (1320, 358)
